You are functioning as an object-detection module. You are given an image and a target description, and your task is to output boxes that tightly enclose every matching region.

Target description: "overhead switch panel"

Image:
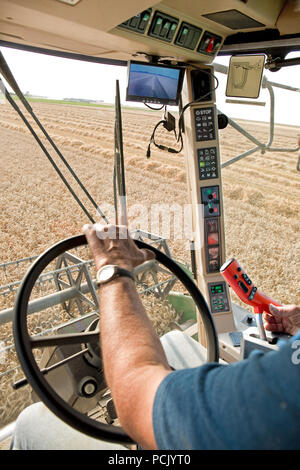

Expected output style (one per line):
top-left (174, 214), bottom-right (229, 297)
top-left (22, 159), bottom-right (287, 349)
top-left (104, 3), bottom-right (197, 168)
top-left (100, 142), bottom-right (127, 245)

top-left (120, 9), bottom-right (152, 34)
top-left (197, 32), bottom-right (222, 55)
top-left (148, 11), bottom-right (179, 42)
top-left (175, 22), bottom-right (202, 50)
top-left (117, 9), bottom-right (223, 61)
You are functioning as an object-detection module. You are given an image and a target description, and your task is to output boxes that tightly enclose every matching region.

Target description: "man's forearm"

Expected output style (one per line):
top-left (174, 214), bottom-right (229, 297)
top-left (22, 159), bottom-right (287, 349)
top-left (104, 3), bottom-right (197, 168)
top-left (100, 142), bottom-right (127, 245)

top-left (99, 277), bottom-right (171, 446)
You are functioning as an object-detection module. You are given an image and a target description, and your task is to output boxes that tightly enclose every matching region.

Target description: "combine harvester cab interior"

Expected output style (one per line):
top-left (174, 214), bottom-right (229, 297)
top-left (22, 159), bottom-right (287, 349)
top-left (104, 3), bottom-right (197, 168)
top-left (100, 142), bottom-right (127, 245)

top-left (0, 0), bottom-right (299, 450)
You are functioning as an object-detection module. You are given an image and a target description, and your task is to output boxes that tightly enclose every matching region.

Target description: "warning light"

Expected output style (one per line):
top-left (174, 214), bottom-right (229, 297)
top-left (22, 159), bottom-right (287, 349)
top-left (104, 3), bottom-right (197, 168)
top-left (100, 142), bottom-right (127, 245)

top-left (206, 38), bottom-right (215, 54)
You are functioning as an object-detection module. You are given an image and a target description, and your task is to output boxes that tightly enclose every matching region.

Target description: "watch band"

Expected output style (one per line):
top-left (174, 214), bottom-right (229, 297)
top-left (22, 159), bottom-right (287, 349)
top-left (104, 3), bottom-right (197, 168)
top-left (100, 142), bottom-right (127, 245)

top-left (96, 265), bottom-right (135, 286)
top-left (112, 266), bottom-right (135, 282)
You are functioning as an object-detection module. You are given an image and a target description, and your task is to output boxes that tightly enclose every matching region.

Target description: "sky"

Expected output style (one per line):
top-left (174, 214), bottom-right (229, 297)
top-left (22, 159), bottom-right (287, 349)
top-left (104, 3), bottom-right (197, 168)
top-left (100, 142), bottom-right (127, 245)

top-left (0, 46), bottom-right (299, 127)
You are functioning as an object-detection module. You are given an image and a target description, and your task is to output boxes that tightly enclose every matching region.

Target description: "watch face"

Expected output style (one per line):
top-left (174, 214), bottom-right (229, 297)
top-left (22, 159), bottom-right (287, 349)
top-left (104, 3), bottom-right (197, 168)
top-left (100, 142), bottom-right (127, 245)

top-left (98, 265), bottom-right (115, 283)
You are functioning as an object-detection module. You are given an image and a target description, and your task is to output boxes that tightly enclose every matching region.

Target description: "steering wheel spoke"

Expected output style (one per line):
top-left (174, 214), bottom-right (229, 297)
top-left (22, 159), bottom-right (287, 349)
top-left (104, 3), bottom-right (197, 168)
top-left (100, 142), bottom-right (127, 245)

top-left (29, 330), bottom-right (99, 349)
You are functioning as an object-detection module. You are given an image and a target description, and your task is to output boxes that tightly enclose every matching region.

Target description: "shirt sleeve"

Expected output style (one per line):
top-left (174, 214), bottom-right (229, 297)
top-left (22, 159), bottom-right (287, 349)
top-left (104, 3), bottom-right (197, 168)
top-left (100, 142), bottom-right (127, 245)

top-left (153, 331), bottom-right (300, 450)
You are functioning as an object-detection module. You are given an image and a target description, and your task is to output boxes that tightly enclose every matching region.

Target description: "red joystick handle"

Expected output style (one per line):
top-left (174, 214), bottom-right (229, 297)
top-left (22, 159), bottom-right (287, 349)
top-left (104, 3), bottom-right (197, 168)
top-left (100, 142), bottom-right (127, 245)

top-left (220, 258), bottom-right (282, 314)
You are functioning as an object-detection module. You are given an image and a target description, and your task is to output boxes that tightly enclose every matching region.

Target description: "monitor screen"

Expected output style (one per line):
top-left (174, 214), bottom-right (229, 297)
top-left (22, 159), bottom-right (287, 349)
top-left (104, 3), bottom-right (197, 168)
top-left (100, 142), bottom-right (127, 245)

top-left (126, 61), bottom-right (184, 106)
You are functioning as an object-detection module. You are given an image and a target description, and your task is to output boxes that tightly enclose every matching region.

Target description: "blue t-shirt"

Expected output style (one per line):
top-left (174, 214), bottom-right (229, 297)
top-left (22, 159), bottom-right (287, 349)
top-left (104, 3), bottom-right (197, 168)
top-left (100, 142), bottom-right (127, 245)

top-left (153, 331), bottom-right (300, 450)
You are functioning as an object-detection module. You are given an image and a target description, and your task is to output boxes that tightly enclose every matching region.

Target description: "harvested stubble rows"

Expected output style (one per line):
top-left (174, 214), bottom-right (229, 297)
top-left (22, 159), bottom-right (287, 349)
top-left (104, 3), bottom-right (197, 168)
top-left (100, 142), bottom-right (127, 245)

top-left (0, 101), bottom-right (299, 426)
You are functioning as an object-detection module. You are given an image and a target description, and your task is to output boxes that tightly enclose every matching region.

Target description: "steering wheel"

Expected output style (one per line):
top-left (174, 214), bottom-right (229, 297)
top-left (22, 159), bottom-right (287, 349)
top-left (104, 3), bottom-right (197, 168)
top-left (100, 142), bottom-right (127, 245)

top-left (13, 234), bottom-right (218, 444)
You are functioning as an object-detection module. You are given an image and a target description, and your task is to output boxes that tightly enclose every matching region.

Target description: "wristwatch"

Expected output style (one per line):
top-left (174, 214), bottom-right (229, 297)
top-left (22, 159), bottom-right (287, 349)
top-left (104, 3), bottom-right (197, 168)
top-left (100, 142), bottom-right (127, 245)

top-left (96, 264), bottom-right (135, 286)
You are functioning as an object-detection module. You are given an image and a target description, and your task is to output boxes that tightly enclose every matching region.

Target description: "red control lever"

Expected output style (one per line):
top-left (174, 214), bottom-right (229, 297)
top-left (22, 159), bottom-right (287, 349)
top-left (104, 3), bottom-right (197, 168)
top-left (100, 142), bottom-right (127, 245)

top-left (220, 258), bottom-right (282, 340)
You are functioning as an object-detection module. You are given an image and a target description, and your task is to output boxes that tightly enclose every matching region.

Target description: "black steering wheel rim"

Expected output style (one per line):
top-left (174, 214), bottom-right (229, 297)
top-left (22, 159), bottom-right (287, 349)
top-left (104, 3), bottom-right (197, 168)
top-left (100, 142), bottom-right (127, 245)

top-left (13, 234), bottom-right (218, 444)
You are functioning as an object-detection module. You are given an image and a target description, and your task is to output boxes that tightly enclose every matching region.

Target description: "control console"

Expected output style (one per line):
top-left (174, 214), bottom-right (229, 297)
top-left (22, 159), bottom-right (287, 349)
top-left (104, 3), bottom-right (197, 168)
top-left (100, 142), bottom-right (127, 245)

top-left (181, 65), bottom-right (235, 337)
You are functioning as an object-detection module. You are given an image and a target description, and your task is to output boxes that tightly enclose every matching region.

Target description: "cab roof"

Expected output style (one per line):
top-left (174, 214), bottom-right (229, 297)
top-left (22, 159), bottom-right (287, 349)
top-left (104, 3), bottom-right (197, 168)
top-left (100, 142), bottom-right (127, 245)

top-left (0, 0), bottom-right (300, 64)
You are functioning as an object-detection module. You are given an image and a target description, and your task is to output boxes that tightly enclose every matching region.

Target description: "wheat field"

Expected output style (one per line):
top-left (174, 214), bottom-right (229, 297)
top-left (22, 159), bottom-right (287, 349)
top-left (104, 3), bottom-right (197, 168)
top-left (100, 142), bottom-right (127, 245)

top-left (0, 101), bottom-right (299, 426)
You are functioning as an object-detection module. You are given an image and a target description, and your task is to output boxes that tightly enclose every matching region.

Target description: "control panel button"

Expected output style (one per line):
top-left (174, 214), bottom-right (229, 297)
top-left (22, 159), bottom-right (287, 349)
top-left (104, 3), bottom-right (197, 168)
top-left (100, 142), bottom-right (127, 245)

top-left (238, 281), bottom-right (249, 294)
top-left (167, 23), bottom-right (178, 40)
top-left (197, 147), bottom-right (218, 180)
top-left (153, 17), bottom-right (163, 35)
top-left (242, 273), bottom-right (252, 285)
top-left (129, 16), bottom-right (140, 28)
top-left (120, 9), bottom-right (152, 34)
top-left (194, 107), bottom-right (215, 142)
top-left (205, 218), bottom-right (221, 273)
top-left (248, 286), bottom-right (257, 301)
top-left (148, 11), bottom-right (178, 42)
top-left (138, 12), bottom-right (151, 30)
top-left (160, 20), bottom-right (171, 37)
top-left (208, 282), bottom-right (230, 313)
top-left (197, 32), bottom-right (222, 55)
top-left (175, 22), bottom-right (202, 50)
top-left (201, 186), bottom-right (220, 218)
top-left (178, 26), bottom-right (188, 44)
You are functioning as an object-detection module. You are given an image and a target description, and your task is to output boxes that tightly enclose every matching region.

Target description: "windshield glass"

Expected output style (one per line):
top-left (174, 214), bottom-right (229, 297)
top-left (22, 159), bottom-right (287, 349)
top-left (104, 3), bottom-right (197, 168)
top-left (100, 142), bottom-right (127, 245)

top-left (214, 51), bottom-right (300, 127)
top-left (0, 45), bottom-right (299, 428)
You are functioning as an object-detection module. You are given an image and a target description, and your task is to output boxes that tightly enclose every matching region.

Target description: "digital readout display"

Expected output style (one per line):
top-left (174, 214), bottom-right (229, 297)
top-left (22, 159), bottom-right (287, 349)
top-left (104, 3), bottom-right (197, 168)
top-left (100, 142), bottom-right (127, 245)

top-left (210, 284), bottom-right (224, 295)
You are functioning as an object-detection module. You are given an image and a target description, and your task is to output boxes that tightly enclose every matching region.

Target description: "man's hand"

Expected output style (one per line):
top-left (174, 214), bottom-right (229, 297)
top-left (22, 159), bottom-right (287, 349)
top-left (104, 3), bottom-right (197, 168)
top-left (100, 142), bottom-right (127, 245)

top-left (82, 223), bottom-right (155, 271)
top-left (82, 223), bottom-right (170, 449)
top-left (264, 304), bottom-right (300, 336)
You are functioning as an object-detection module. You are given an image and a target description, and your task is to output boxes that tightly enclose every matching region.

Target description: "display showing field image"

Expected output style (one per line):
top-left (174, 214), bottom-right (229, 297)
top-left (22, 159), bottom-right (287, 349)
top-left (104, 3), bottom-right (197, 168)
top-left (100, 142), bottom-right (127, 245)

top-left (128, 64), bottom-right (179, 99)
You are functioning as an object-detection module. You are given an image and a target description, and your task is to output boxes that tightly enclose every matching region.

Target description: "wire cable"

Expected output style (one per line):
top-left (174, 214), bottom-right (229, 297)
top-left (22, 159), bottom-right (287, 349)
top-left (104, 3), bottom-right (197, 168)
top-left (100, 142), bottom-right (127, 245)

top-left (146, 64), bottom-right (219, 157)
top-left (144, 102), bottom-right (165, 111)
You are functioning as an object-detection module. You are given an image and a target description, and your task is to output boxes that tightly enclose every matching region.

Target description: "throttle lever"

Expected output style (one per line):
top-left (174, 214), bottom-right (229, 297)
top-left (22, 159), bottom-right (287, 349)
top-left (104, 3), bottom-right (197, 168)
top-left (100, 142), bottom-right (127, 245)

top-left (220, 258), bottom-right (282, 341)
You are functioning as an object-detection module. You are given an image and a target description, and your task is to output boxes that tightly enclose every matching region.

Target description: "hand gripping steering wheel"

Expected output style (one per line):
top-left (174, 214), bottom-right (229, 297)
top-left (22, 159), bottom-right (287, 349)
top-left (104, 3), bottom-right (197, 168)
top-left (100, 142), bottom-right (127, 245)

top-left (13, 235), bottom-right (219, 445)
